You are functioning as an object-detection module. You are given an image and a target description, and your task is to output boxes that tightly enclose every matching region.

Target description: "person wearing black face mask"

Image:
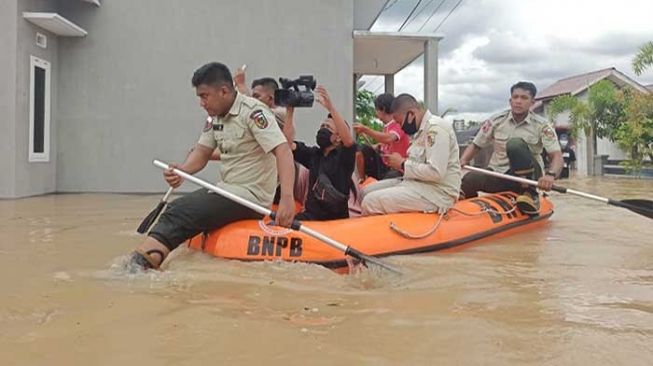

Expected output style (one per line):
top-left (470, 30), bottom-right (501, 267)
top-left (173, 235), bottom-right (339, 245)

top-left (361, 94), bottom-right (462, 215)
top-left (281, 86), bottom-right (357, 221)
top-left (401, 110), bottom-right (419, 136)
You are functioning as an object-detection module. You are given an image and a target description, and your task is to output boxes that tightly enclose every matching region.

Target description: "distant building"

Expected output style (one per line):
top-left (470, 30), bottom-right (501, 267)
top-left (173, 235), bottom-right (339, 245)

top-left (1, 0), bottom-right (444, 198)
top-left (532, 67), bottom-right (650, 176)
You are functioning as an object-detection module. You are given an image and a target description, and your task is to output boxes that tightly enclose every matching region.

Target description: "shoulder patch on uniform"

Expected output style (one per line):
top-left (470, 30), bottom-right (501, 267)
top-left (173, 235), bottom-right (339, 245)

top-left (250, 109), bottom-right (269, 129)
top-left (542, 125), bottom-right (556, 139)
top-left (202, 116), bottom-right (213, 132)
top-left (427, 130), bottom-right (438, 146)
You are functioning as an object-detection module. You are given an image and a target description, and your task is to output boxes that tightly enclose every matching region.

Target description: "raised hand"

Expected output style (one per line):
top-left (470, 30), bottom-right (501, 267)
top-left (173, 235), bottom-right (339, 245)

top-left (315, 85), bottom-right (334, 112)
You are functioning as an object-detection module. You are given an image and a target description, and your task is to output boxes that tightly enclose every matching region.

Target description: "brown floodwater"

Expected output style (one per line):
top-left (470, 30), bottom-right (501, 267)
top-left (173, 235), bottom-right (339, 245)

top-left (1, 177), bottom-right (651, 365)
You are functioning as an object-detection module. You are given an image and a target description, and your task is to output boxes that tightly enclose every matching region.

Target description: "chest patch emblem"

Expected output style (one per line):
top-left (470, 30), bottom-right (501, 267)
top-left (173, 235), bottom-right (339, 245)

top-left (250, 109), bottom-right (269, 129)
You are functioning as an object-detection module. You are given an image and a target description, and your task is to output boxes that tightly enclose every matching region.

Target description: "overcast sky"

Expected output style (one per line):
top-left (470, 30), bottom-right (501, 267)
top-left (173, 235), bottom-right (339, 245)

top-left (360, 0), bottom-right (653, 121)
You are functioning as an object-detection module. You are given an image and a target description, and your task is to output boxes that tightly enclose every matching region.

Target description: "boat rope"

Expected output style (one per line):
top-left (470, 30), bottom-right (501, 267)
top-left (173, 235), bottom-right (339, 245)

top-left (449, 205), bottom-right (518, 217)
top-left (389, 201), bottom-right (518, 239)
top-left (389, 211), bottom-right (447, 239)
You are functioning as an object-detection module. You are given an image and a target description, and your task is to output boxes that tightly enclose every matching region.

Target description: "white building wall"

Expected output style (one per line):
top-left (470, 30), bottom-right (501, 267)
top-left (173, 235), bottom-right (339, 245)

top-left (0, 0), bottom-right (17, 198)
top-left (13, 0), bottom-right (60, 197)
top-left (596, 137), bottom-right (627, 160)
top-left (54, 0), bottom-right (356, 193)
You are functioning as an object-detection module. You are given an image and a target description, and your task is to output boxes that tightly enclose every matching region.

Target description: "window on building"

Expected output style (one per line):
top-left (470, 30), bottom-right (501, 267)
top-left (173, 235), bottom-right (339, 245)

top-left (29, 56), bottom-right (51, 162)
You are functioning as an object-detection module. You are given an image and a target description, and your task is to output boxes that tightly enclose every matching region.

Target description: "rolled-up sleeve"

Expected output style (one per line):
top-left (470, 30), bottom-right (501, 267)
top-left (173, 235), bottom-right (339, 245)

top-left (198, 125), bottom-right (217, 149)
top-left (472, 119), bottom-right (494, 149)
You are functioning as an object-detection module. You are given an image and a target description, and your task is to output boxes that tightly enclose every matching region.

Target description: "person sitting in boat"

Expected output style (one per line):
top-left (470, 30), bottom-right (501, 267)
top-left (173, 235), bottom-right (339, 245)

top-left (233, 66), bottom-right (288, 128)
top-left (282, 86), bottom-right (357, 221)
top-left (360, 94), bottom-right (462, 215)
top-left (127, 62), bottom-right (296, 270)
top-left (459, 81), bottom-right (563, 215)
top-left (353, 93), bottom-right (410, 180)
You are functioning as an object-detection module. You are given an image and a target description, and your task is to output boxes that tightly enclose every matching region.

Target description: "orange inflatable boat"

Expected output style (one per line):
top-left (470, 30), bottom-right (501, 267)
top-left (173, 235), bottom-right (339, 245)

top-left (186, 192), bottom-right (553, 272)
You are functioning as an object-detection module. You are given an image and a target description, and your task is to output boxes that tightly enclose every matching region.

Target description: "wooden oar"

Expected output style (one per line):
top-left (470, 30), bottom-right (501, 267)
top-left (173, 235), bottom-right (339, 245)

top-left (152, 159), bottom-right (402, 275)
top-left (136, 187), bottom-right (174, 234)
top-left (464, 165), bottom-right (653, 219)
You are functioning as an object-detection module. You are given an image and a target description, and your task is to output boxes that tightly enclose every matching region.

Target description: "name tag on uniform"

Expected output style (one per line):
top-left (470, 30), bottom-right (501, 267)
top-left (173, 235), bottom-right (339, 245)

top-left (213, 124), bottom-right (223, 131)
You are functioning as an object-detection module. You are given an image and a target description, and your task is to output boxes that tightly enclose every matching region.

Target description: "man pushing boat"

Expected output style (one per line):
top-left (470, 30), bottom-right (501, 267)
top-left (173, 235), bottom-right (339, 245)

top-left (459, 81), bottom-right (563, 215)
top-left (127, 62), bottom-right (296, 270)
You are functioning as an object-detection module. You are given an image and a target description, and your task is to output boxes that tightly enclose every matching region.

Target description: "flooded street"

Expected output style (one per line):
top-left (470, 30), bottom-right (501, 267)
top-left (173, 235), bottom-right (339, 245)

top-left (1, 177), bottom-right (651, 365)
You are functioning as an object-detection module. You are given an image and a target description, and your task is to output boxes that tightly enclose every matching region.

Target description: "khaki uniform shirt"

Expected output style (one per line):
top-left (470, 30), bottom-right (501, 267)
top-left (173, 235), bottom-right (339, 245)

top-left (198, 93), bottom-right (287, 207)
top-left (401, 111), bottom-right (462, 209)
top-left (473, 110), bottom-right (560, 173)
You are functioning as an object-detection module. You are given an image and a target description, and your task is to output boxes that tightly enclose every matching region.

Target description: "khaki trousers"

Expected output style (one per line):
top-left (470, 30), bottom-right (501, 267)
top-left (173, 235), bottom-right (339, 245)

top-left (361, 178), bottom-right (439, 215)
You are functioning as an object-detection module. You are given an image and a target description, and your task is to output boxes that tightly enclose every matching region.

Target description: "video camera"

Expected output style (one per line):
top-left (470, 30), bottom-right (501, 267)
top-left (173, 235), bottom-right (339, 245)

top-left (274, 76), bottom-right (317, 108)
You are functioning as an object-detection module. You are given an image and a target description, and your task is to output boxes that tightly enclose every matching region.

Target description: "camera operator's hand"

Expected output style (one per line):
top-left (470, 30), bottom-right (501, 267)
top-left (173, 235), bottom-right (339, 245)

top-left (315, 86), bottom-right (335, 112)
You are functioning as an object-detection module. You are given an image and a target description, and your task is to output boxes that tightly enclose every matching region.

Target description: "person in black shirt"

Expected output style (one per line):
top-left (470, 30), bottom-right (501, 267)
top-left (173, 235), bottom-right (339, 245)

top-left (282, 86), bottom-right (356, 221)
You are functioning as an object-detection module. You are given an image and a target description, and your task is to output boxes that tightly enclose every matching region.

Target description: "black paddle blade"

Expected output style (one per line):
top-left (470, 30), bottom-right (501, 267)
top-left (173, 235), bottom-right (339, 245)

top-left (136, 201), bottom-right (166, 234)
top-left (609, 199), bottom-right (653, 219)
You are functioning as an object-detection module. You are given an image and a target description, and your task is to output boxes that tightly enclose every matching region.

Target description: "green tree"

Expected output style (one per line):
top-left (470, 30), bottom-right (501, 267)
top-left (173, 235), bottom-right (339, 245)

top-left (548, 80), bottom-right (627, 174)
top-left (549, 80), bottom-right (630, 141)
top-left (614, 92), bottom-right (653, 172)
top-left (632, 41), bottom-right (653, 76)
top-left (466, 120), bottom-right (481, 128)
top-left (355, 89), bottom-right (382, 144)
top-left (549, 80), bottom-right (625, 141)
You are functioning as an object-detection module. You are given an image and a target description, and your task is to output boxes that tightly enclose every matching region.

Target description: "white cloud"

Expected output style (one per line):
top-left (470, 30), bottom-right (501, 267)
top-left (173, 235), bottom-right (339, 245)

top-left (363, 0), bottom-right (653, 121)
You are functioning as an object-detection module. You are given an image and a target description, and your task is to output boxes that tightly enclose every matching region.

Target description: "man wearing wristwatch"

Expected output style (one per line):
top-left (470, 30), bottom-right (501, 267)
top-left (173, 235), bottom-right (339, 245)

top-left (459, 81), bottom-right (563, 215)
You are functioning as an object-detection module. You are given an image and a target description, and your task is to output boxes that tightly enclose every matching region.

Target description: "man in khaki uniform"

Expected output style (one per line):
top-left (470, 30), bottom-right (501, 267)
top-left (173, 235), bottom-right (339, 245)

top-left (361, 94), bottom-right (462, 215)
top-left (460, 81), bottom-right (563, 215)
top-left (128, 62), bottom-right (295, 270)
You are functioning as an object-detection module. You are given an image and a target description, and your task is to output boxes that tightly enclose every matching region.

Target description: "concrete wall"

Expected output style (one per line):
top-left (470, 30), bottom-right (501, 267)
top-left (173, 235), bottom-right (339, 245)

top-left (0, 0), bottom-right (17, 198)
top-left (56, 0), bottom-right (354, 193)
top-left (354, 0), bottom-right (387, 29)
top-left (13, 0), bottom-right (60, 197)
